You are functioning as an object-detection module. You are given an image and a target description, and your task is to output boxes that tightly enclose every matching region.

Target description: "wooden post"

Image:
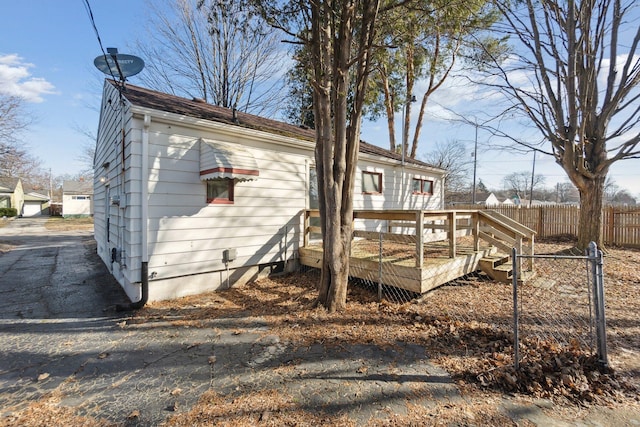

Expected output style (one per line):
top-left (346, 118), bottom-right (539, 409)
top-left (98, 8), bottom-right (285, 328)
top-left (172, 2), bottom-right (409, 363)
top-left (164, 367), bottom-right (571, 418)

top-left (537, 206), bottom-right (544, 238)
top-left (607, 206), bottom-right (615, 246)
top-left (448, 211), bottom-right (457, 258)
top-left (516, 234), bottom-right (523, 272)
top-left (473, 211), bottom-right (480, 251)
top-left (528, 233), bottom-right (535, 271)
top-left (416, 210), bottom-right (424, 267)
top-left (303, 210), bottom-right (309, 247)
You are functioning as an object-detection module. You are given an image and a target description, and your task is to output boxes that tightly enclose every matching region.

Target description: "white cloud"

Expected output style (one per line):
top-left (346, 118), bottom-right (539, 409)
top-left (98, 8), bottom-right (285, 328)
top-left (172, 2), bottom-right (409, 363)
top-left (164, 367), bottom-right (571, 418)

top-left (0, 54), bottom-right (56, 102)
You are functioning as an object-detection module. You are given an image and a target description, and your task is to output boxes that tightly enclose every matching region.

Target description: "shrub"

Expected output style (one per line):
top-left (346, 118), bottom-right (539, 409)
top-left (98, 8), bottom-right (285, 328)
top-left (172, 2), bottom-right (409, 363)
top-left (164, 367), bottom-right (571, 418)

top-left (0, 208), bottom-right (18, 217)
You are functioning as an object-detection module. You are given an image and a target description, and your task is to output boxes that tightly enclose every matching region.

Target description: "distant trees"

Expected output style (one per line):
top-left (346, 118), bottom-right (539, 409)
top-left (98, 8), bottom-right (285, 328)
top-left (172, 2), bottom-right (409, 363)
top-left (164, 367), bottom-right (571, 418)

top-left (502, 171), bottom-right (546, 200)
top-left (424, 139), bottom-right (472, 199)
top-left (0, 94), bottom-right (30, 145)
top-left (135, 0), bottom-right (287, 116)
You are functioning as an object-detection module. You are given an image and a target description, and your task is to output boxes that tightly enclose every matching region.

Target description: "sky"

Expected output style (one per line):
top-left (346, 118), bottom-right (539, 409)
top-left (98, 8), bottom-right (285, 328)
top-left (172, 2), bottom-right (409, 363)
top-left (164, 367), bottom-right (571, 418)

top-left (1, 1), bottom-right (639, 198)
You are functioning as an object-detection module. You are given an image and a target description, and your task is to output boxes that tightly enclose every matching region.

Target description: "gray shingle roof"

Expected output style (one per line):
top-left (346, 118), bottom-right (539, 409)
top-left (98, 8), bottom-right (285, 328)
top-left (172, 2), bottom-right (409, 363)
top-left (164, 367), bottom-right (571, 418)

top-left (63, 180), bottom-right (93, 195)
top-left (0, 177), bottom-right (20, 192)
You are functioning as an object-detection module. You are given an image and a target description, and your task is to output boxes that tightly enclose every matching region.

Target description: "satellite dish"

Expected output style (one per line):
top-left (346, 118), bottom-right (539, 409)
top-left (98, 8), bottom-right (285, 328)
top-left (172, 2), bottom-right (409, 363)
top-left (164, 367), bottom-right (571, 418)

top-left (94, 48), bottom-right (144, 80)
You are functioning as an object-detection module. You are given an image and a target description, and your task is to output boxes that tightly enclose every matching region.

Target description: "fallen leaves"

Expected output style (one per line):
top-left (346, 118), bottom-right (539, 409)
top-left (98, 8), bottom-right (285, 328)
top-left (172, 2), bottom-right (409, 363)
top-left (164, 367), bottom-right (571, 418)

top-left (133, 240), bottom-right (639, 422)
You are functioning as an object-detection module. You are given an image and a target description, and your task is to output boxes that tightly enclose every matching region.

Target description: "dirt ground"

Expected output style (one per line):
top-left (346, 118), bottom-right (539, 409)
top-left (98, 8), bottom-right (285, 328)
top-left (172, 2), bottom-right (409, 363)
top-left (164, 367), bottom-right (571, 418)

top-left (4, 238), bottom-right (639, 426)
top-left (44, 217), bottom-right (94, 231)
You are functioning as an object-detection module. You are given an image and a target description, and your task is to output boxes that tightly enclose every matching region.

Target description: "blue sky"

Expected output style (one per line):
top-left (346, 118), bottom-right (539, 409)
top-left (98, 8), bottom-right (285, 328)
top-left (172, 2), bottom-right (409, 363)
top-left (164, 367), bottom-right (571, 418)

top-left (1, 1), bottom-right (639, 197)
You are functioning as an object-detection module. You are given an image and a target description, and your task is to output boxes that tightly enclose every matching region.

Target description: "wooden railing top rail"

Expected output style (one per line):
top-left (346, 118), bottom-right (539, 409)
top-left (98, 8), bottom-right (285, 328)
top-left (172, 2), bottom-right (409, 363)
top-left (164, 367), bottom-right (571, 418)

top-left (478, 210), bottom-right (536, 239)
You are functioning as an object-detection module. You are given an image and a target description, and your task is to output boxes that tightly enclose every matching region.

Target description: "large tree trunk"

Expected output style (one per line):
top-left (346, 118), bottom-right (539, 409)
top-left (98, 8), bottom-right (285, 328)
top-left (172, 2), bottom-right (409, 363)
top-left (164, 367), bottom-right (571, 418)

top-left (577, 176), bottom-right (606, 251)
top-left (312, 0), bottom-right (378, 313)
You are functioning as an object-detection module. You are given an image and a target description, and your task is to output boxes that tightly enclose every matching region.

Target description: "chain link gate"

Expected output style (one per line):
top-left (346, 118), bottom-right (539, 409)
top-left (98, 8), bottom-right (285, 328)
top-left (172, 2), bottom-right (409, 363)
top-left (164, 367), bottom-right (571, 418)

top-left (512, 242), bottom-right (608, 370)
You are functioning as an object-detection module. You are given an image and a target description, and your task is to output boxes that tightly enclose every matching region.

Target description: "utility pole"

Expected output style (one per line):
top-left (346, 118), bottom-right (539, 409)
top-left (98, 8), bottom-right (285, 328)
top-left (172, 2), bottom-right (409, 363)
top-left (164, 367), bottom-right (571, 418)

top-left (472, 122), bottom-right (478, 204)
top-left (529, 151), bottom-right (536, 207)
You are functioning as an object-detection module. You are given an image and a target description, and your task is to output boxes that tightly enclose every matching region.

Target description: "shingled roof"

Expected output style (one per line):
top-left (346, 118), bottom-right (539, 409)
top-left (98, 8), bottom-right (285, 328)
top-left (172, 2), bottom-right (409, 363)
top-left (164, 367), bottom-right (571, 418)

top-left (0, 177), bottom-right (20, 192)
top-left (109, 80), bottom-right (439, 170)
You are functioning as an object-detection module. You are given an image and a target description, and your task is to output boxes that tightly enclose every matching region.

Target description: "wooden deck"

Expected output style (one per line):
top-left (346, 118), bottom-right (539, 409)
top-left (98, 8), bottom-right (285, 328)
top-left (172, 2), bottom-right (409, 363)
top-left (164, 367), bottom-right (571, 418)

top-left (299, 209), bottom-right (536, 295)
top-left (300, 240), bottom-right (499, 294)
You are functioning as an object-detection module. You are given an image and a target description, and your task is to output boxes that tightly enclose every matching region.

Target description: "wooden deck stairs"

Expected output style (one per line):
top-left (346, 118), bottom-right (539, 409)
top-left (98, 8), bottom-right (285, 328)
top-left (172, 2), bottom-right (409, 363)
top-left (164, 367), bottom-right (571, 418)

top-left (479, 253), bottom-right (512, 283)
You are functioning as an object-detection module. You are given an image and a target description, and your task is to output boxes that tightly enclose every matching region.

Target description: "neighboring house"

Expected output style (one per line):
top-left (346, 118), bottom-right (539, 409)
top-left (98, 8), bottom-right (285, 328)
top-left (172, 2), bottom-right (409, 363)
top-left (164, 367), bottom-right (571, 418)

top-left (481, 193), bottom-right (501, 206)
top-left (94, 80), bottom-right (446, 303)
top-left (62, 180), bottom-right (93, 217)
top-left (0, 177), bottom-right (24, 215)
top-left (22, 189), bottom-right (50, 217)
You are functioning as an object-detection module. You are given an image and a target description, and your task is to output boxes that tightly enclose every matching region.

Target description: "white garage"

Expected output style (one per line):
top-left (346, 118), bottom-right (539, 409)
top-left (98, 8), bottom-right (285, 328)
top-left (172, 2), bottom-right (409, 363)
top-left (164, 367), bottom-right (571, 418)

top-left (22, 192), bottom-right (50, 217)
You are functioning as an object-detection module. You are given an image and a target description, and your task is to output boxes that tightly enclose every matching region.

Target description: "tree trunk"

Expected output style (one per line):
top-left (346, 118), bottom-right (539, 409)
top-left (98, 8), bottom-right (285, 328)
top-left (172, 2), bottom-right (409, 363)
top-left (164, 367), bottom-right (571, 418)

top-left (577, 176), bottom-right (606, 251)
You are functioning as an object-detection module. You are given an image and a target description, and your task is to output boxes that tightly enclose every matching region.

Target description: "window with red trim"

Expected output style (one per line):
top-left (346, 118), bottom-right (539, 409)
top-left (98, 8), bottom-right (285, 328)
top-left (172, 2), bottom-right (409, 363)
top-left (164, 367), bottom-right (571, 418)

top-left (207, 179), bottom-right (234, 204)
top-left (362, 171), bottom-right (382, 194)
top-left (412, 178), bottom-right (434, 195)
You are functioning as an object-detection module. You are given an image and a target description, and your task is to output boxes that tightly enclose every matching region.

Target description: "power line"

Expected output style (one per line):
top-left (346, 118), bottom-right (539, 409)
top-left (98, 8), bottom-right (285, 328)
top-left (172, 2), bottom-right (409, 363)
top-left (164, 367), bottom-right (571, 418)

top-left (81, 0), bottom-right (119, 83)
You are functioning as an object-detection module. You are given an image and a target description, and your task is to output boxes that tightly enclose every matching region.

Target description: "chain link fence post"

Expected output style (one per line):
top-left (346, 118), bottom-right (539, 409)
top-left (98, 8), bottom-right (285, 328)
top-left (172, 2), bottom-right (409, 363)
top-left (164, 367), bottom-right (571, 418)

top-left (378, 231), bottom-right (383, 301)
top-left (589, 242), bottom-right (609, 368)
top-left (512, 247), bottom-right (520, 370)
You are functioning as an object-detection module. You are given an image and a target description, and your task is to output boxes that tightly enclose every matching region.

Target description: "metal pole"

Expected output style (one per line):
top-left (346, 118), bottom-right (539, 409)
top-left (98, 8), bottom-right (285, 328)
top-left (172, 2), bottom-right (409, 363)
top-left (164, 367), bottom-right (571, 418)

top-left (589, 242), bottom-right (608, 368)
top-left (378, 232), bottom-right (383, 301)
top-left (472, 123), bottom-right (478, 204)
top-left (529, 151), bottom-right (536, 207)
top-left (401, 102), bottom-right (406, 206)
top-left (512, 247), bottom-right (520, 370)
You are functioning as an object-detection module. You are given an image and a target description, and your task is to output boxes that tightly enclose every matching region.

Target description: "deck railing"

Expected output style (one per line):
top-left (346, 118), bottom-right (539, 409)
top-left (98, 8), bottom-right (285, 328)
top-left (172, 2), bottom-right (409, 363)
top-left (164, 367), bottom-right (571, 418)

top-left (302, 209), bottom-right (536, 270)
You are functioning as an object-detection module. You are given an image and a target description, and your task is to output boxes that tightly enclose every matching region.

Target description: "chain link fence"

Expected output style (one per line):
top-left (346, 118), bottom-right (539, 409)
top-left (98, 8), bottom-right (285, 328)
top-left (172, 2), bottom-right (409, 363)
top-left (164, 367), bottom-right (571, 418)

top-left (512, 243), bottom-right (607, 369)
top-left (338, 232), bottom-right (608, 371)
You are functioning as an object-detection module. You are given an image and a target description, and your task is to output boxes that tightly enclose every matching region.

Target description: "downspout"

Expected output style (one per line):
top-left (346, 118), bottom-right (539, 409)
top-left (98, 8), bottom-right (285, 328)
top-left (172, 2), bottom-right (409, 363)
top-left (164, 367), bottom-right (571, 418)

top-left (118, 114), bottom-right (150, 310)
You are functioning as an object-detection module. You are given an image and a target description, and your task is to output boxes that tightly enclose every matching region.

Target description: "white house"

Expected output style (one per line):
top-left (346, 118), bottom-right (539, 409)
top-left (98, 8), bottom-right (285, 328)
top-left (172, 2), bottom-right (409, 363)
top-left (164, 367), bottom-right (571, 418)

top-left (94, 80), bottom-right (446, 304)
top-left (63, 180), bottom-right (93, 217)
top-left (0, 177), bottom-right (23, 215)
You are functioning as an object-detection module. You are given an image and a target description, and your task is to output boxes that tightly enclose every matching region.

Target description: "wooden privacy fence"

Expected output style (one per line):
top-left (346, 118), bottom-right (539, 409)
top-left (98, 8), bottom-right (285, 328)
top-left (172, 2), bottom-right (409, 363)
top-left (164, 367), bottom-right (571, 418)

top-left (453, 205), bottom-right (640, 248)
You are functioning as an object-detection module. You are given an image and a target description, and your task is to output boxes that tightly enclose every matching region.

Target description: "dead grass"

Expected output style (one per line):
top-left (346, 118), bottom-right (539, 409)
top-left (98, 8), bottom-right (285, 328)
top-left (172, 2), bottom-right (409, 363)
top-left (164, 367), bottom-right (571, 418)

top-left (45, 217), bottom-right (94, 231)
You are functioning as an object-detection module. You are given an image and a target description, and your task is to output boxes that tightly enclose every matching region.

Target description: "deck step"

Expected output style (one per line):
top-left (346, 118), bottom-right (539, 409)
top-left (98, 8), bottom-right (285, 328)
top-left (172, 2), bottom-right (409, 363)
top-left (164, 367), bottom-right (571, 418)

top-left (479, 255), bottom-right (512, 283)
top-left (479, 254), bottom-right (510, 269)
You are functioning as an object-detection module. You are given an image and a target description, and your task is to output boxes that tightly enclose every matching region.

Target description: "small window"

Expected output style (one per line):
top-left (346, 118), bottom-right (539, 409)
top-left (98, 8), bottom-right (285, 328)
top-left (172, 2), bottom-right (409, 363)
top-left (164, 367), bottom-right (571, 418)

top-left (207, 179), bottom-right (234, 204)
top-left (412, 178), bottom-right (434, 195)
top-left (362, 171), bottom-right (382, 194)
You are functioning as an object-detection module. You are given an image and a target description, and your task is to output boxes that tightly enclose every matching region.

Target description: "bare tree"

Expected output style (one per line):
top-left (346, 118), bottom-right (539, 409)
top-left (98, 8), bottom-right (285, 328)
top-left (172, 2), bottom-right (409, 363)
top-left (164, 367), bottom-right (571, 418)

top-left (0, 94), bottom-right (41, 179)
top-left (0, 94), bottom-right (31, 145)
top-left (481, 0), bottom-right (640, 249)
top-left (365, 0), bottom-right (503, 158)
top-left (135, 0), bottom-right (287, 116)
top-left (424, 139), bottom-right (472, 198)
top-left (502, 171), bottom-right (546, 200)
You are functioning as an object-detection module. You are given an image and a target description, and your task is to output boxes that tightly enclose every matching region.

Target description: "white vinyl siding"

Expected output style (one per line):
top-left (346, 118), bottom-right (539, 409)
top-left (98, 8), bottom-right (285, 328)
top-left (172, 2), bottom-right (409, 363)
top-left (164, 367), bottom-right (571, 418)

top-left (94, 80), bottom-right (445, 301)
